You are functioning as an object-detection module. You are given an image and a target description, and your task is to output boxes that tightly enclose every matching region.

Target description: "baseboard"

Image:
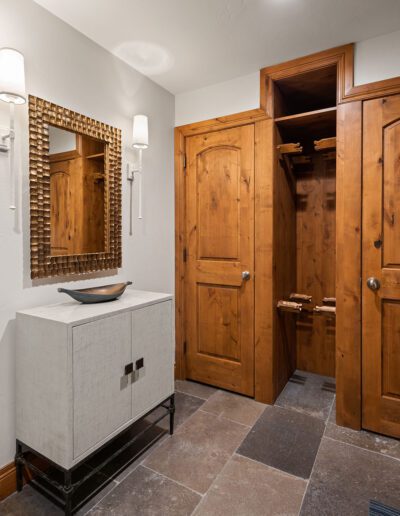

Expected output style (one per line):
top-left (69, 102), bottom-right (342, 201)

top-left (0, 462), bottom-right (17, 501)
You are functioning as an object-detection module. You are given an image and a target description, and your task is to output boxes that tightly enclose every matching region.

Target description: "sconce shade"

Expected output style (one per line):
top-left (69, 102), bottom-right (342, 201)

top-left (132, 114), bottom-right (149, 149)
top-left (0, 48), bottom-right (26, 104)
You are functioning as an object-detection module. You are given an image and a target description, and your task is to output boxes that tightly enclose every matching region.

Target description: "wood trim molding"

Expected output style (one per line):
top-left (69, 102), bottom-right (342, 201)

top-left (174, 127), bottom-right (186, 380)
top-left (335, 101), bottom-right (363, 430)
top-left (0, 462), bottom-right (17, 501)
top-left (176, 108), bottom-right (269, 136)
top-left (48, 149), bottom-right (80, 163)
top-left (260, 43), bottom-right (400, 115)
top-left (29, 95), bottom-right (122, 279)
top-left (254, 119), bottom-right (274, 403)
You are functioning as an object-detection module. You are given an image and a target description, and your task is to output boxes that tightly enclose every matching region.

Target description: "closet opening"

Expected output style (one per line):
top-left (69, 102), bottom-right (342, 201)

top-left (272, 64), bottom-right (337, 397)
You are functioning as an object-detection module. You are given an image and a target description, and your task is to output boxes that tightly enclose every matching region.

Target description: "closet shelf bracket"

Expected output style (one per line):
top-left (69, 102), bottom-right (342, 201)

top-left (277, 142), bottom-right (303, 155)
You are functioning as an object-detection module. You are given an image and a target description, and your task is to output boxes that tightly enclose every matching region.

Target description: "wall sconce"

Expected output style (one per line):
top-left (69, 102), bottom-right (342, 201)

top-left (127, 114), bottom-right (149, 235)
top-left (0, 48), bottom-right (26, 211)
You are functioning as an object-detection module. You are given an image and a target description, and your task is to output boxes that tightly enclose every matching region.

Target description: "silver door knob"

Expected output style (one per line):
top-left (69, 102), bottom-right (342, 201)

top-left (242, 271), bottom-right (251, 281)
top-left (366, 277), bottom-right (380, 291)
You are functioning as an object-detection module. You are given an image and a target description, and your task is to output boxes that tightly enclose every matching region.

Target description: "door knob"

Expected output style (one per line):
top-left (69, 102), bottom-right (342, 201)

top-left (242, 271), bottom-right (251, 281)
top-left (366, 277), bottom-right (380, 291)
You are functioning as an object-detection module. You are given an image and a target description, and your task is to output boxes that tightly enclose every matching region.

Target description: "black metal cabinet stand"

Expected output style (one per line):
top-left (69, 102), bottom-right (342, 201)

top-left (15, 394), bottom-right (175, 516)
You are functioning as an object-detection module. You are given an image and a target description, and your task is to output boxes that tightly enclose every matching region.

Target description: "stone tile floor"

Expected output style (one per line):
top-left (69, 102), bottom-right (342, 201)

top-left (1, 370), bottom-right (400, 515)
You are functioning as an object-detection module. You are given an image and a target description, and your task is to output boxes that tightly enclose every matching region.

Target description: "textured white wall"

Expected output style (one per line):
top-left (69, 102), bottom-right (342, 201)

top-left (0, 0), bottom-right (174, 467)
top-left (175, 29), bottom-right (400, 126)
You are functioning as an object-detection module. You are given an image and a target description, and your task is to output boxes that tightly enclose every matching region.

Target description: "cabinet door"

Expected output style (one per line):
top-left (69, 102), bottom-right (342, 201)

top-left (73, 312), bottom-right (132, 459)
top-left (131, 301), bottom-right (174, 419)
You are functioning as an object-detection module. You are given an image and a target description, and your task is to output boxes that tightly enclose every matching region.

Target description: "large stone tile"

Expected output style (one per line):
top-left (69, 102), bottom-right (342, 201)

top-left (275, 369), bottom-right (335, 421)
top-left (0, 485), bottom-right (62, 515)
top-left (300, 437), bottom-right (400, 516)
top-left (85, 419), bottom-right (166, 481)
top-left (194, 454), bottom-right (307, 516)
top-left (0, 467), bottom-right (118, 516)
top-left (237, 405), bottom-right (325, 479)
top-left (325, 422), bottom-right (400, 461)
top-left (326, 399), bottom-right (400, 460)
top-left (175, 380), bottom-right (217, 400)
top-left (201, 390), bottom-right (265, 427)
top-left (146, 391), bottom-right (204, 431)
top-left (89, 465), bottom-right (201, 516)
top-left (144, 410), bottom-right (249, 493)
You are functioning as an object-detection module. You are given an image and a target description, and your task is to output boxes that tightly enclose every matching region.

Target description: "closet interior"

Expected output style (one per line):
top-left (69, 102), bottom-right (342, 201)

top-left (272, 65), bottom-right (337, 384)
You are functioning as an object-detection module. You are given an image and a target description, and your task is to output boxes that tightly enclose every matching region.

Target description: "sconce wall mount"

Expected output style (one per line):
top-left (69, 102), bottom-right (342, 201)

top-left (0, 47), bottom-right (26, 210)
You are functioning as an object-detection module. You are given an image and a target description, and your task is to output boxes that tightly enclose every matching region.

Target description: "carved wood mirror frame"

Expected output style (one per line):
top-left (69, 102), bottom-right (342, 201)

top-left (29, 95), bottom-right (122, 279)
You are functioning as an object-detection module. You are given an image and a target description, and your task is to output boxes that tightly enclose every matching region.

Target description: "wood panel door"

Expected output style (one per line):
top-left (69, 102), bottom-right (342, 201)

top-left (185, 125), bottom-right (255, 396)
top-left (363, 95), bottom-right (400, 438)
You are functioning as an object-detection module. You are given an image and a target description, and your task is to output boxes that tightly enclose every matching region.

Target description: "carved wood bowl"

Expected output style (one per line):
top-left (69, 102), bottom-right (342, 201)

top-left (58, 281), bottom-right (132, 304)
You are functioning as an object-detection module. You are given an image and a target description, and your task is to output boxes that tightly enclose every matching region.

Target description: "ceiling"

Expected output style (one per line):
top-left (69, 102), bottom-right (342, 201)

top-left (34, 0), bottom-right (400, 94)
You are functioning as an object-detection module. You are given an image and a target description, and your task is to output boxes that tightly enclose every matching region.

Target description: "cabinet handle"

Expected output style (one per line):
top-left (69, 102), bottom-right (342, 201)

top-left (124, 362), bottom-right (134, 375)
top-left (136, 358), bottom-right (144, 370)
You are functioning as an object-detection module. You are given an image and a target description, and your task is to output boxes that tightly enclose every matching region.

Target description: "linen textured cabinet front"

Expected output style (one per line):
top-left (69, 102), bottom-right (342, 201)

top-left (73, 302), bottom-right (173, 460)
top-left (16, 295), bottom-right (174, 472)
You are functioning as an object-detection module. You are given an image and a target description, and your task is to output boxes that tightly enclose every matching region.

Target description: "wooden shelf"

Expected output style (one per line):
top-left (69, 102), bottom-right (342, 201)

top-left (86, 153), bottom-right (104, 160)
top-left (277, 142), bottom-right (303, 155)
top-left (275, 106), bottom-right (336, 124)
top-left (275, 107), bottom-right (337, 142)
top-left (314, 136), bottom-right (336, 152)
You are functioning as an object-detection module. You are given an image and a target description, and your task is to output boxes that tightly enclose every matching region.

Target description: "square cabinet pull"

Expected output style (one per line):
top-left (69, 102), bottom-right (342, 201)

top-left (124, 362), bottom-right (133, 375)
top-left (136, 358), bottom-right (144, 370)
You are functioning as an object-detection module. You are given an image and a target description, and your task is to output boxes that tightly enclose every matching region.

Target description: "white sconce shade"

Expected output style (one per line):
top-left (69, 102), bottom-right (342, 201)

top-left (132, 114), bottom-right (149, 149)
top-left (0, 48), bottom-right (26, 104)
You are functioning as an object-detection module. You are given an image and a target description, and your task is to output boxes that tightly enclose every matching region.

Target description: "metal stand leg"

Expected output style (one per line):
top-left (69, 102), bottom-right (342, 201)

top-left (63, 470), bottom-right (73, 516)
top-left (169, 394), bottom-right (175, 435)
top-left (15, 441), bottom-right (24, 492)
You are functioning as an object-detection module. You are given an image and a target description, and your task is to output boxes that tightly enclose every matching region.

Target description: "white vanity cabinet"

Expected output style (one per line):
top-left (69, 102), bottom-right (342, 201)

top-left (16, 290), bottom-right (174, 470)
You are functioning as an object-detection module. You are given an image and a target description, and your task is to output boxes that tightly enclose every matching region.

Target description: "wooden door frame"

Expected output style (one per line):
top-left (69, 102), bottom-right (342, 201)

top-left (175, 109), bottom-right (272, 403)
top-left (260, 43), bottom-right (400, 117)
top-left (175, 43), bottom-right (400, 426)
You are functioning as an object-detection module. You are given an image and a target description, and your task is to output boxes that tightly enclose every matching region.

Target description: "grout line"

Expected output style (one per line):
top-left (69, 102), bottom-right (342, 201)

top-left (82, 479), bottom-right (120, 515)
top-left (297, 405), bottom-right (331, 514)
top-left (323, 435), bottom-right (400, 463)
top-left (269, 403), bottom-right (332, 424)
top-left (273, 401), bottom-right (328, 422)
top-left (85, 402), bottom-right (209, 512)
top-left (233, 452), bottom-right (309, 483)
top-left (197, 408), bottom-right (253, 429)
top-left (325, 394), bottom-right (336, 425)
top-left (190, 422), bottom-right (253, 515)
top-left (141, 464), bottom-right (205, 497)
top-left (174, 387), bottom-right (211, 402)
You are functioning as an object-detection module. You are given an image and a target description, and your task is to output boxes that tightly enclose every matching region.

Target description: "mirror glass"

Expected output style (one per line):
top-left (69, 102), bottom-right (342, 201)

top-left (48, 125), bottom-right (106, 256)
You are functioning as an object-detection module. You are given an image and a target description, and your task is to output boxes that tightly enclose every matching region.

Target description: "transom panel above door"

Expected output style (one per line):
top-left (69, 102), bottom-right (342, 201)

top-left (185, 125), bottom-right (255, 396)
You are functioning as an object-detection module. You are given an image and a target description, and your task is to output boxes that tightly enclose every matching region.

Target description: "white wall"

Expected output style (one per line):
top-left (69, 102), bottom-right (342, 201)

top-left (48, 126), bottom-right (76, 154)
top-left (175, 29), bottom-right (400, 126)
top-left (354, 29), bottom-right (400, 86)
top-left (0, 0), bottom-right (174, 468)
top-left (175, 72), bottom-right (260, 127)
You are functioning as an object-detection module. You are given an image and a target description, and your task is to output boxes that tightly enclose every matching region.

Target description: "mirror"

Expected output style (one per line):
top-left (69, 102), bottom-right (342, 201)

top-left (48, 126), bottom-right (106, 256)
top-left (29, 96), bottom-right (122, 279)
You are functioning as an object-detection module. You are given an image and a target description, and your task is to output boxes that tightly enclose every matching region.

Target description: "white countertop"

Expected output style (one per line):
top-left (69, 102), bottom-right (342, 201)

top-left (17, 289), bottom-right (173, 326)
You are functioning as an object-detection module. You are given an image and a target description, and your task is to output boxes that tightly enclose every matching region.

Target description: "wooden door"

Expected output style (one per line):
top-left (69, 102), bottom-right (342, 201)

top-left (185, 125), bottom-right (255, 396)
top-left (363, 95), bottom-right (400, 438)
top-left (72, 313), bottom-right (132, 458)
top-left (50, 160), bottom-right (73, 255)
